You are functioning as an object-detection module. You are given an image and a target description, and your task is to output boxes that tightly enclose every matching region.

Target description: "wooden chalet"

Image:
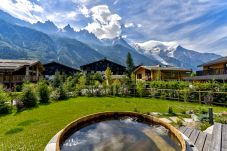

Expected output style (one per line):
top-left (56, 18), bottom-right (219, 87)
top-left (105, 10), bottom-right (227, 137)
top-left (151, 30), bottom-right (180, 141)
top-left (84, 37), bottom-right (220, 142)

top-left (185, 56), bottom-right (227, 82)
top-left (43, 61), bottom-right (80, 77)
top-left (0, 59), bottom-right (43, 87)
top-left (134, 65), bottom-right (192, 81)
top-left (80, 58), bottom-right (126, 75)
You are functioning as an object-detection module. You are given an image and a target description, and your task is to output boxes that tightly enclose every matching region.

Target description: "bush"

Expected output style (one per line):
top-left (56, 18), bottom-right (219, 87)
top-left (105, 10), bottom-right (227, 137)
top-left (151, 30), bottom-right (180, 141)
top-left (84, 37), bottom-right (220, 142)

top-left (21, 84), bottom-right (37, 108)
top-left (15, 100), bottom-right (24, 111)
top-left (112, 80), bottom-right (121, 96)
top-left (176, 119), bottom-right (183, 127)
top-left (168, 106), bottom-right (176, 115)
top-left (50, 85), bottom-right (67, 101)
top-left (0, 101), bottom-right (10, 114)
top-left (37, 81), bottom-right (50, 103)
top-left (52, 71), bottom-right (63, 88)
top-left (199, 122), bottom-right (211, 131)
top-left (0, 85), bottom-right (11, 114)
top-left (136, 81), bottom-right (145, 97)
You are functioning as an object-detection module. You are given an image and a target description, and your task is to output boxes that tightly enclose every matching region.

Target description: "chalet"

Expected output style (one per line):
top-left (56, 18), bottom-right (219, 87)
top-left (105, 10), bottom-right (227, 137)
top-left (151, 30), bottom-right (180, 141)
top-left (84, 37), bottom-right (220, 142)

top-left (185, 56), bottom-right (227, 82)
top-left (134, 65), bottom-right (192, 81)
top-left (0, 59), bottom-right (43, 87)
top-left (80, 58), bottom-right (126, 75)
top-left (43, 61), bottom-right (80, 77)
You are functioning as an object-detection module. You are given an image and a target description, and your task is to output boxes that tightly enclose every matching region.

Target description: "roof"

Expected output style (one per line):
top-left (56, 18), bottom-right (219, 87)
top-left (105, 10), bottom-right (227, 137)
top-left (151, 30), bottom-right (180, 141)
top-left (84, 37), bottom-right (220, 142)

top-left (198, 56), bottom-right (227, 67)
top-left (134, 65), bottom-right (192, 72)
top-left (80, 58), bottom-right (126, 68)
top-left (0, 59), bottom-right (40, 71)
top-left (44, 61), bottom-right (80, 71)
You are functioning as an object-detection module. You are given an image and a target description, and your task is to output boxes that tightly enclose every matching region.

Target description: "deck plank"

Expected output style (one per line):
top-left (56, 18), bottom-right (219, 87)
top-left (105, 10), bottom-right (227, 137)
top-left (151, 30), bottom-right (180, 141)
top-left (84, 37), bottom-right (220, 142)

top-left (203, 134), bottom-right (211, 151)
top-left (179, 126), bottom-right (187, 133)
top-left (189, 129), bottom-right (200, 145)
top-left (209, 123), bottom-right (222, 151)
top-left (184, 128), bottom-right (194, 138)
top-left (195, 132), bottom-right (207, 151)
top-left (222, 124), bottom-right (227, 151)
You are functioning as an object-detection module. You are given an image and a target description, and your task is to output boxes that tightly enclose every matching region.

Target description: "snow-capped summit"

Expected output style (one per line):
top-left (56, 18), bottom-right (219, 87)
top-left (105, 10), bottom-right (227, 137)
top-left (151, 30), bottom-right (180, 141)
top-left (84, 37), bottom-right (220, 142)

top-left (135, 40), bottom-right (179, 57)
top-left (134, 40), bottom-right (180, 65)
top-left (133, 40), bottom-right (220, 70)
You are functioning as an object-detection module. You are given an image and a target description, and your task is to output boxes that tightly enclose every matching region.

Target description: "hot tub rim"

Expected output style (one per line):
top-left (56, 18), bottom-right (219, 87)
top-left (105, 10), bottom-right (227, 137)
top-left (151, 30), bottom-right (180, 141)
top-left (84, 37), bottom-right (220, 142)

top-left (56, 111), bottom-right (186, 151)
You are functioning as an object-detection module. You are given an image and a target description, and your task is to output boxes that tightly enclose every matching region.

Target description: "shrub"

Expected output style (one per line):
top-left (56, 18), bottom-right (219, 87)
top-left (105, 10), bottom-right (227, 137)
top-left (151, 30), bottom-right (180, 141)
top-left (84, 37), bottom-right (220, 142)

top-left (21, 84), bottom-right (37, 108)
top-left (37, 81), bottom-right (50, 103)
top-left (0, 101), bottom-right (10, 114)
top-left (0, 85), bottom-right (11, 114)
top-left (52, 71), bottom-right (62, 88)
top-left (63, 76), bottom-right (75, 92)
top-left (168, 106), bottom-right (176, 115)
top-left (112, 79), bottom-right (121, 96)
top-left (176, 119), bottom-right (183, 127)
top-left (199, 122), bottom-right (211, 131)
top-left (15, 100), bottom-right (24, 111)
top-left (50, 85), bottom-right (67, 101)
top-left (15, 85), bottom-right (22, 92)
top-left (168, 106), bottom-right (173, 114)
top-left (136, 81), bottom-right (145, 97)
top-left (215, 116), bottom-right (227, 124)
top-left (50, 89), bottom-right (60, 100)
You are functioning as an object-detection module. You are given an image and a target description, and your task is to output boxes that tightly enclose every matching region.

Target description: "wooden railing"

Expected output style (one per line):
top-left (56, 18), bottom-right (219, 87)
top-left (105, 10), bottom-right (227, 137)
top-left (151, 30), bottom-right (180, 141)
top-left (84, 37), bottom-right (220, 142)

top-left (196, 68), bottom-right (227, 76)
top-left (0, 75), bottom-right (40, 83)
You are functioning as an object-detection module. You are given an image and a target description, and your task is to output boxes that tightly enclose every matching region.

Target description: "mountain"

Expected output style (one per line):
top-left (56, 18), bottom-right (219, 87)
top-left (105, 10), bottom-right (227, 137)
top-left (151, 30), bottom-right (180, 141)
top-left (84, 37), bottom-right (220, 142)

top-left (0, 10), bottom-right (31, 27)
top-left (32, 20), bottom-right (59, 34)
top-left (0, 10), bottom-right (222, 70)
top-left (135, 40), bottom-right (221, 70)
top-left (0, 19), bottom-right (104, 67)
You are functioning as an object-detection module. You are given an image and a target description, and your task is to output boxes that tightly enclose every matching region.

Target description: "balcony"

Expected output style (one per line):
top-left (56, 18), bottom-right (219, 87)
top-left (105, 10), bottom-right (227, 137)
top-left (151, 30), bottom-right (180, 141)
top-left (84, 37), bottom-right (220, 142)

top-left (0, 75), bottom-right (40, 83)
top-left (196, 68), bottom-right (227, 76)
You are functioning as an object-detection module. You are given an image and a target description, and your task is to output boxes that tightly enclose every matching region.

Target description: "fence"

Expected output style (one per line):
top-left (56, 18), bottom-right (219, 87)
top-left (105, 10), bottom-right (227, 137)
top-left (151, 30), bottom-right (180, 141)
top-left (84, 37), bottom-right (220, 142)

top-left (82, 86), bottom-right (227, 106)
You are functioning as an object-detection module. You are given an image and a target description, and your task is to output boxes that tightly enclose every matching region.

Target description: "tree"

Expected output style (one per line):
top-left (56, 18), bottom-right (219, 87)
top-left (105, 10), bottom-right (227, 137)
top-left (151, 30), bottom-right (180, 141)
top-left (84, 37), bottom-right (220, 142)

top-left (37, 80), bottom-right (50, 103)
top-left (92, 72), bottom-right (103, 83)
top-left (21, 84), bottom-right (37, 108)
top-left (126, 52), bottom-right (135, 77)
top-left (52, 71), bottom-right (62, 88)
top-left (105, 67), bottom-right (112, 86)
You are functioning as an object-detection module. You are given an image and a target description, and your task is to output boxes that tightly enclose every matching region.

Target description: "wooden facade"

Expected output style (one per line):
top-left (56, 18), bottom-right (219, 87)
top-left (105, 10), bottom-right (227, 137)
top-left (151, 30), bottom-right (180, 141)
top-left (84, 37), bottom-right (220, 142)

top-left (185, 56), bottom-right (227, 81)
top-left (80, 58), bottom-right (126, 75)
top-left (134, 65), bottom-right (192, 81)
top-left (0, 59), bottom-right (43, 87)
top-left (43, 61), bottom-right (80, 76)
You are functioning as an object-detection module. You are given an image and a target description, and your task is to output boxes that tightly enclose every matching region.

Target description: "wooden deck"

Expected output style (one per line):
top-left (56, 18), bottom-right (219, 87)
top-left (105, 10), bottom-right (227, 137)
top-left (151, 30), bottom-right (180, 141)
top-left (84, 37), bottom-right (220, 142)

top-left (179, 123), bottom-right (226, 151)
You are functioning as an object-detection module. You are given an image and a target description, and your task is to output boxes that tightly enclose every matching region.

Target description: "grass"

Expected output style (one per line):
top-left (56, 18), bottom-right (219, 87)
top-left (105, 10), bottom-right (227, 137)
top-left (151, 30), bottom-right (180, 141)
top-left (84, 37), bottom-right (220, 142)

top-left (0, 97), bottom-right (227, 151)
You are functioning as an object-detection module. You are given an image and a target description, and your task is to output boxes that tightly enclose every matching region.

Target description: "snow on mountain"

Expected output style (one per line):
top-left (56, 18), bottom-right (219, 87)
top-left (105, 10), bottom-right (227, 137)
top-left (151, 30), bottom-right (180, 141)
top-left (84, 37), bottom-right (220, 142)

top-left (134, 40), bottom-right (221, 70)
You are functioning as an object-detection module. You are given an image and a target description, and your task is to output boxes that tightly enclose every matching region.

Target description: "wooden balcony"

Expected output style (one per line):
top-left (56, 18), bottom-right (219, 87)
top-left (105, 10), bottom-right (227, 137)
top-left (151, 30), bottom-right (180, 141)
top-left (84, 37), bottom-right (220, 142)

top-left (0, 75), bottom-right (41, 83)
top-left (196, 68), bottom-right (227, 76)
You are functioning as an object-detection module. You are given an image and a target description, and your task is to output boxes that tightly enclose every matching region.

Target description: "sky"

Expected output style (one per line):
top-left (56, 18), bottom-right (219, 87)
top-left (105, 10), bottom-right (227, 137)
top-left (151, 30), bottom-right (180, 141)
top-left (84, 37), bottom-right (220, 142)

top-left (0, 0), bottom-right (227, 55)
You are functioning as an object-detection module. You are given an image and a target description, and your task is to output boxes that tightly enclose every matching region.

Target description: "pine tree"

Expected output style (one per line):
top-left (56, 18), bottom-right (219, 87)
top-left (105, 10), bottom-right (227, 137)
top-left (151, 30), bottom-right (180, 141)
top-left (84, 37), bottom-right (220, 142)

top-left (126, 52), bottom-right (135, 77)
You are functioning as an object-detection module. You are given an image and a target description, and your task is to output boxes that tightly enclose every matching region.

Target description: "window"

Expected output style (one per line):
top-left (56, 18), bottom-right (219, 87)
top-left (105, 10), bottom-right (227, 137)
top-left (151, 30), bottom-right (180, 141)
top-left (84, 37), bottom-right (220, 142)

top-left (137, 74), bottom-right (142, 79)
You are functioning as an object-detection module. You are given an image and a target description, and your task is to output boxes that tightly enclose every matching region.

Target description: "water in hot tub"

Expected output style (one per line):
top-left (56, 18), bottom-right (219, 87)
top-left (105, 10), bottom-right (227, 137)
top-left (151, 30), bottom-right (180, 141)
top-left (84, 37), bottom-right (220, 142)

top-left (61, 118), bottom-right (181, 151)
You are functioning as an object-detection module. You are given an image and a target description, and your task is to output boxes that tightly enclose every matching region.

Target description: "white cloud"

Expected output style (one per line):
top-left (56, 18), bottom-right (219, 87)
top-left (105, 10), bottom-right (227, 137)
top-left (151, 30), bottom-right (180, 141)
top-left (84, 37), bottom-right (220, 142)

top-left (85, 5), bottom-right (122, 39)
top-left (137, 24), bottom-right (142, 28)
top-left (124, 23), bottom-right (134, 28)
top-left (0, 0), bottom-right (44, 23)
top-left (79, 5), bottom-right (90, 17)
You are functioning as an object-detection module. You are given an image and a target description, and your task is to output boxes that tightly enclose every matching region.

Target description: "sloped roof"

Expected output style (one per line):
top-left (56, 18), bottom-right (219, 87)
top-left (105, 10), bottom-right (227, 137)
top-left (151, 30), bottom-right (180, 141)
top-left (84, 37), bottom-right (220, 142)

top-left (44, 61), bottom-right (80, 71)
top-left (198, 56), bottom-right (227, 67)
top-left (0, 59), bottom-right (40, 71)
top-left (80, 58), bottom-right (126, 68)
top-left (134, 65), bottom-right (192, 72)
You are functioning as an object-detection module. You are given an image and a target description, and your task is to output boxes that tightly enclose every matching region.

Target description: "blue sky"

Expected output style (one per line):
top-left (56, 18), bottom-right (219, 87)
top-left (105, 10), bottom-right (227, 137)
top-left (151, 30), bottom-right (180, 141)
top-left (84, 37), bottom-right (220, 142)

top-left (0, 0), bottom-right (227, 55)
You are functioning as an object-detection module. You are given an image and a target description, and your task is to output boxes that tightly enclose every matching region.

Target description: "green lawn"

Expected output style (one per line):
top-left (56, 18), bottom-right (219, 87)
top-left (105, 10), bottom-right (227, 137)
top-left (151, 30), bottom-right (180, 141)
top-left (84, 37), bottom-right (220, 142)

top-left (0, 97), bottom-right (226, 151)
